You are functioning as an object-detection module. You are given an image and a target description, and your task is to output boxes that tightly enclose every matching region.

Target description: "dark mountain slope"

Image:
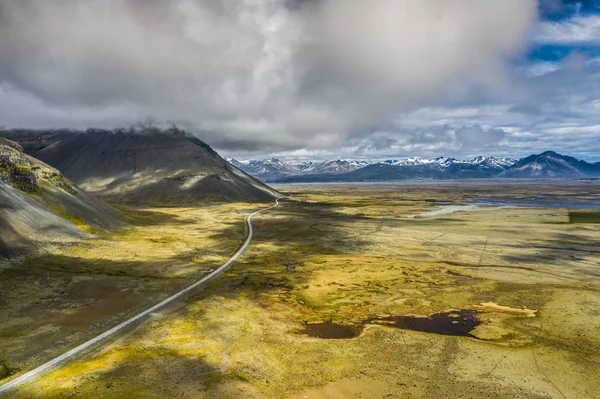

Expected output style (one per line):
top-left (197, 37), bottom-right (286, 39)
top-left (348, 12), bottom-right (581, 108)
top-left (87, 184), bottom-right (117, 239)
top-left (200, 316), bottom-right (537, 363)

top-left (0, 139), bottom-right (122, 257)
top-left (2, 128), bottom-right (280, 202)
top-left (500, 151), bottom-right (600, 178)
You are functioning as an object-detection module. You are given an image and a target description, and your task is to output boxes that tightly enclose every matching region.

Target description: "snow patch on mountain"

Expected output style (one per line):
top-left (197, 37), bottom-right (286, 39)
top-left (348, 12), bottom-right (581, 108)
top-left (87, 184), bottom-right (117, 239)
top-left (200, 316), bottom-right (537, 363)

top-left (226, 155), bottom-right (518, 181)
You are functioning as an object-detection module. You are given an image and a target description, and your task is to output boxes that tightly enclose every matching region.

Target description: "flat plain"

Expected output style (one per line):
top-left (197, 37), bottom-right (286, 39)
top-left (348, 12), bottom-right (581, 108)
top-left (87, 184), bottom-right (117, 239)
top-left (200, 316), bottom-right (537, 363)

top-left (2, 181), bottom-right (600, 398)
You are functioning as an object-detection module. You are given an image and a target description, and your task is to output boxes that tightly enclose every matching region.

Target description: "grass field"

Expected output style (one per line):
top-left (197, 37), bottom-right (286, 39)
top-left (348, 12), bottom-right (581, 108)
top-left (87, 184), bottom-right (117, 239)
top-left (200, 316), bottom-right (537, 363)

top-left (570, 210), bottom-right (600, 224)
top-left (2, 182), bottom-right (600, 398)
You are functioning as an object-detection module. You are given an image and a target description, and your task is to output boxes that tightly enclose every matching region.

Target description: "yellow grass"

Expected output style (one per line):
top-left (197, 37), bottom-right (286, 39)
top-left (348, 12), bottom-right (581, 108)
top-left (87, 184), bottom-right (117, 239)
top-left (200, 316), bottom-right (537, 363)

top-left (4, 183), bottom-right (600, 398)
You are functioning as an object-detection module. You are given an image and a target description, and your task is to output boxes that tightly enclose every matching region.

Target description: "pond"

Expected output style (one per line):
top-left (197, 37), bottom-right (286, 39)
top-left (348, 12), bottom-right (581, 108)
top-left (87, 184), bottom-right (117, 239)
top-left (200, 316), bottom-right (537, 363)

top-left (303, 310), bottom-right (480, 339)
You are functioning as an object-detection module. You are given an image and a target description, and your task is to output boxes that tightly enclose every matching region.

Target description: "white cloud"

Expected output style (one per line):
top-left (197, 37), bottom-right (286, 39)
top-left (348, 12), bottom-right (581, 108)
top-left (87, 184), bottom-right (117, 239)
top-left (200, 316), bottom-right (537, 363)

top-left (526, 61), bottom-right (562, 77)
top-left (535, 14), bottom-right (600, 44)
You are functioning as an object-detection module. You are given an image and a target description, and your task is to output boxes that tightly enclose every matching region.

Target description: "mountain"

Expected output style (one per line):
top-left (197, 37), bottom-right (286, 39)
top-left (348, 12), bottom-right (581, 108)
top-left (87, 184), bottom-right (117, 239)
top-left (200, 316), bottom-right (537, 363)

top-left (381, 157), bottom-right (458, 167)
top-left (0, 138), bottom-right (122, 258)
top-left (274, 163), bottom-right (440, 183)
top-left (500, 151), bottom-right (600, 178)
top-left (226, 158), bottom-right (311, 181)
top-left (232, 152), bottom-right (600, 183)
top-left (267, 156), bottom-right (517, 183)
top-left (270, 152), bottom-right (600, 183)
top-left (443, 156), bottom-right (517, 178)
top-left (2, 128), bottom-right (280, 203)
top-left (227, 158), bottom-right (366, 182)
top-left (304, 160), bottom-right (369, 175)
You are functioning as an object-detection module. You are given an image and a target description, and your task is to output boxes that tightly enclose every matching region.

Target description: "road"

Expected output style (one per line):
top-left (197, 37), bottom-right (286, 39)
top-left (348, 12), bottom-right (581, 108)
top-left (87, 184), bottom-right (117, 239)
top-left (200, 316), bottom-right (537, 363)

top-left (0, 197), bottom-right (284, 396)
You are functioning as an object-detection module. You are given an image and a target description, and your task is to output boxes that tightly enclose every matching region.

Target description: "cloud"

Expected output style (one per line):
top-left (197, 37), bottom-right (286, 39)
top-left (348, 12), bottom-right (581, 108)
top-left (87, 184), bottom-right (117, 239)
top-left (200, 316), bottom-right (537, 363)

top-left (535, 14), bottom-right (600, 44)
top-left (378, 124), bottom-right (508, 154)
top-left (382, 56), bottom-right (600, 161)
top-left (454, 125), bottom-right (506, 149)
top-left (525, 61), bottom-right (562, 77)
top-left (0, 0), bottom-right (537, 155)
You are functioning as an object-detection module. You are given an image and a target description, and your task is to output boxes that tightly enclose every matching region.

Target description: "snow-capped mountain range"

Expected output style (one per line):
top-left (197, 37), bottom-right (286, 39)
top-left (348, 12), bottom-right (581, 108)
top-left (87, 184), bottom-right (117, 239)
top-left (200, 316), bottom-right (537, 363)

top-left (380, 156), bottom-right (515, 169)
top-left (226, 152), bottom-right (600, 182)
top-left (226, 156), bottom-right (517, 182)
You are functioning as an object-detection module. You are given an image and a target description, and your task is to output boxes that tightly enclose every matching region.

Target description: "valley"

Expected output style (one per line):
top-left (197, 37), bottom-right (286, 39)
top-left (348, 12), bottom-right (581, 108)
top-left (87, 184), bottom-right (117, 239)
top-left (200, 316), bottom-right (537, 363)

top-left (2, 181), bottom-right (599, 398)
top-left (2, 2), bottom-right (600, 398)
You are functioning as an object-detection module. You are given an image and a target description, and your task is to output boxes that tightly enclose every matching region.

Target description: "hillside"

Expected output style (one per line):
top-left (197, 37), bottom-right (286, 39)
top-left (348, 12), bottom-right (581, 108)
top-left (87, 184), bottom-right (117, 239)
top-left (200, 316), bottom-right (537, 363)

top-left (0, 138), bottom-right (122, 257)
top-left (2, 128), bottom-right (280, 203)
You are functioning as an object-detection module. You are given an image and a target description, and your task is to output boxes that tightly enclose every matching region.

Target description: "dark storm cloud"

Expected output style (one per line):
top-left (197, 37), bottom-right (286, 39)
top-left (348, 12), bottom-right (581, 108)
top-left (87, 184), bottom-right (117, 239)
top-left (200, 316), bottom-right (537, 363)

top-left (0, 0), bottom-right (537, 157)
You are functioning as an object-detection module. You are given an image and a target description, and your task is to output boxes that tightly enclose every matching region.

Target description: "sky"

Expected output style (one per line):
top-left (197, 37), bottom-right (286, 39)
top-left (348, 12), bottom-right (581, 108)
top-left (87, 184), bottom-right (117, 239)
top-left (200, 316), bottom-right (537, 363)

top-left (0, 0), bottom-right (600, 162)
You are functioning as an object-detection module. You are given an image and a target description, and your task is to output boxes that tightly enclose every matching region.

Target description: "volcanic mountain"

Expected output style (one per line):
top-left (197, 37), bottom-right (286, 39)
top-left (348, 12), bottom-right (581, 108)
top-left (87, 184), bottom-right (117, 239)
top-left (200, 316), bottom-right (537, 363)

top-left (0, 138), bottom-right (122, 257)
top-left (2, 128), bottom-right (280, 203)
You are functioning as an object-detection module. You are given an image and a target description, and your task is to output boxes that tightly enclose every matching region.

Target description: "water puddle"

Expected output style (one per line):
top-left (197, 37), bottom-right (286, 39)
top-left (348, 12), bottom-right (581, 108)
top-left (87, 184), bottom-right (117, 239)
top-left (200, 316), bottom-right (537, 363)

top-left (368, 310), bottom-right (479, 337)
top-left (303, 310), bottom-right (480, 339)
top-left (304, 322), bottom-right (363, 339)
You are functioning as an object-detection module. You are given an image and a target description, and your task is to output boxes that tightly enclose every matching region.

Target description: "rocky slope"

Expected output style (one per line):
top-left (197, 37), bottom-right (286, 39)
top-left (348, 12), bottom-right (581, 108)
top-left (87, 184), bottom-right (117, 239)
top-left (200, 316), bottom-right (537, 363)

top-left (0, 138), bottom-right (122, 257)
top-left (3, 128), bottom-right (280, 203)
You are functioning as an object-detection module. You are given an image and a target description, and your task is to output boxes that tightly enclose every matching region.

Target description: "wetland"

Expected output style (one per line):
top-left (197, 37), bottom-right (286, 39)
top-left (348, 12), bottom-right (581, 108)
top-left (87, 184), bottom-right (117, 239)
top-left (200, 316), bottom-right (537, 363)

top-left (1, 180), bottom-right (599, 398)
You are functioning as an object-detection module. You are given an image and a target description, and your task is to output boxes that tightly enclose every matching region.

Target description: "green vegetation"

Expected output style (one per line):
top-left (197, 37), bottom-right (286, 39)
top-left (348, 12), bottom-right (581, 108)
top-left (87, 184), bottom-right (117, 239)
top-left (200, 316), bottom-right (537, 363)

top-left (1, 145), bottom-right (77, 196)
top-left (4, 183), bottom-right (600, 398)
top-left (569, 210), bottom-right (600, 223)
top-left (47, 204), bottom-right (93, 233)
top-left (0, 363), bottom-right (19, 381)
top-left (45, 174), bottom-right (77, 195)
top-left (0, 350), bottom-right (20, 381)
top-left (0, 163), bottom-right (39, 192)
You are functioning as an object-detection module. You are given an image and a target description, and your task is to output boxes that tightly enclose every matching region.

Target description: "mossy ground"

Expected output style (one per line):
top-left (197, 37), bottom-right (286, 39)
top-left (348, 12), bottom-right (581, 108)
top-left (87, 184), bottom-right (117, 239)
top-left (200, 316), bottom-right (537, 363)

top-left (569, 210), bottom-right (600, 223)
top-left (0, 202), bottom-right (257, 381)
top-left (47, 205), bottom-right (94, 233)
top-left (4, 182), bottom-right (600, 398)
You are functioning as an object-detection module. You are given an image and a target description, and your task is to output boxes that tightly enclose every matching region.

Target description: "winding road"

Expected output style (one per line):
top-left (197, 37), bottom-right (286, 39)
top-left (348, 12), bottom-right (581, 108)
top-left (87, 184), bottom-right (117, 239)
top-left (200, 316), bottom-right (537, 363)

top-left (0, 197), bottom-right (284, 396)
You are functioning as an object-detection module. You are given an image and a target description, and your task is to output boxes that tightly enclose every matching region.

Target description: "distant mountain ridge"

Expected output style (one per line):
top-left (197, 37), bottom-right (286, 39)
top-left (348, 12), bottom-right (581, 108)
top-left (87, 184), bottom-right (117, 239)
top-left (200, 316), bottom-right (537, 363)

top-left (226, 157), bottom-right (369, 181)
top-left (227, 156), bottom-right (518, 182)
top-left (226, 152), bottom-right (600, 182)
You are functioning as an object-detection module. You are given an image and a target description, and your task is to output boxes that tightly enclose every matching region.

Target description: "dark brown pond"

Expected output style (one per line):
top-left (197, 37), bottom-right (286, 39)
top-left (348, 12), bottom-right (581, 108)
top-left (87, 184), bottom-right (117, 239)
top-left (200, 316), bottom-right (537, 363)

top-left (303, 310), bottom-right (480, 339)
top-left (367, 310), bottom-right (480, 337)
top-left (304, 322), bottom-right (364, 339)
